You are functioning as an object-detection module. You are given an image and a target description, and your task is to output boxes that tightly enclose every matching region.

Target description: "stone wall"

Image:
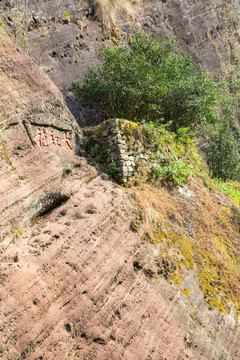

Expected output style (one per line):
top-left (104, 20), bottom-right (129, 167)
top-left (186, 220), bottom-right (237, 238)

top-left (83, 118), bottom-right (160, 184)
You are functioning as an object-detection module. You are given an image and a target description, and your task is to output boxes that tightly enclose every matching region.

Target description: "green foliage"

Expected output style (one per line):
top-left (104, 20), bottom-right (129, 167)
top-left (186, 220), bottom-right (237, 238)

top-left (62, 11), bottom-right (71, 19)
top-left (69, 33), bottom-right (224, 130)
top-left (89, 144), bottom-right (101, 164)
top-left (141, 121), bottom-right (196, 184)
top-left (143, 120), bottom-right (201, 164)
top-left (89, 143), bottom-right (116, 173)
top-left (200, 66), bottom-right (240, 181)
top-left (94, 155), bottom-right (101, 164)
top-left (13, 228), bottom-right (23, 239)
top-left (176, 127), bottom-right (196, 143)
top-left (150, 156), bottom-right (194, 184)
top-left (90, 143), bottom-right (99, 157)
top-left (70, 32), bottom-right (240, 182)
top-left (202, 120), bottom-right (240, 181)
top-left (213, 179), bottom-right (240, 205)
top-left (107, 151), bottom-right (117, 174)
top-left (108, 158), bottom-right (117, 174)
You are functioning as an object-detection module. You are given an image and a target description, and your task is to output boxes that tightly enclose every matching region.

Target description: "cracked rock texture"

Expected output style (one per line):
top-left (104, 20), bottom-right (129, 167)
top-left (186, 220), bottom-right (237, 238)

top-left (0, 2), bottom-right (240, 360)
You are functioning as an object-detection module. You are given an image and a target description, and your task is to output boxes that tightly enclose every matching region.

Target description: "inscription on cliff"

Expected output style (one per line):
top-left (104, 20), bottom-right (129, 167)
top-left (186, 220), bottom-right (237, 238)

top-left (34, 127), bottom-right (73, 150)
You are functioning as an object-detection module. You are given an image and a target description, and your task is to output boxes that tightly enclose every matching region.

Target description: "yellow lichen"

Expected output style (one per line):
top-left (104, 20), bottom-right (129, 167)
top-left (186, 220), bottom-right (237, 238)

top-left (181, 288), bottom-right (190, 296)
top-left (172, 275), bottom-right (181, 285)
top-left (133, 178), bottom-right (240, 323)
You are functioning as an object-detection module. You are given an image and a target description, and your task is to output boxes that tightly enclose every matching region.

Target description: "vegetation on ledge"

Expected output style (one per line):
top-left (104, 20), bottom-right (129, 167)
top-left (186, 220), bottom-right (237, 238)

top-left (70, 32), bottom-right (240, 182)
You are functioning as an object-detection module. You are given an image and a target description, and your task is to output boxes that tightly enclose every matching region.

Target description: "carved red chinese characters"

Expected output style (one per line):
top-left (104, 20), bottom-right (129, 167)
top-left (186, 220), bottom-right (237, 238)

top-left (34, 128), bottom-right (72, 150)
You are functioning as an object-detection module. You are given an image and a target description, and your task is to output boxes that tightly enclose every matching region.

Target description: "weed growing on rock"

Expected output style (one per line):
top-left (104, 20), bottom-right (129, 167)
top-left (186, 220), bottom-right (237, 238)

top-left (150, 158), bottom-right (194, 185)
top-left (142, 121), bottom-right (198, 185)
top-left (213, 179), bottom-right (240, 205)
top-left (107, 152), bottom-right (117, 174)
top-left (90, 143), bottom-right (101, 164)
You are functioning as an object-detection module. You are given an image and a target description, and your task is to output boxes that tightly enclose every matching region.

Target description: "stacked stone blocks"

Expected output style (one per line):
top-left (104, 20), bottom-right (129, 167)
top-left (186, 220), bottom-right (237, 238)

top-left (83, 119), bottom-right (157, 184)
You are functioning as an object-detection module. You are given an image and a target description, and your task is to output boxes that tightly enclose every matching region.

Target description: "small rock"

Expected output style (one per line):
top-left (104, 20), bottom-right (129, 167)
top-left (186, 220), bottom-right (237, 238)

top-left (101, 173), bottom-right (109, 181)
top-left (178, 186), bottom-right (193, 198)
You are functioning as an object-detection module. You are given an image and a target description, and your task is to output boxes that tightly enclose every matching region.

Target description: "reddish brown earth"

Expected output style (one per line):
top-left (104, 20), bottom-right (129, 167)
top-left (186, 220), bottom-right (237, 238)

top-left (1, 29), bottom-right (240, 360)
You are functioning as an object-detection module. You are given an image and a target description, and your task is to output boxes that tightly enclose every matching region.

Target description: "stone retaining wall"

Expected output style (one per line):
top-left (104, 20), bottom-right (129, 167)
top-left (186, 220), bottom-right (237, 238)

top-left (83, 119), bottom-right (159, 184)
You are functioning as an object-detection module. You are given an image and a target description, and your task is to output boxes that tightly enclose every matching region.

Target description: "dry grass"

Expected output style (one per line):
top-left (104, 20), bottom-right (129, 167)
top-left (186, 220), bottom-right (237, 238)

top-left (92, 0), bottom-right (138, 27)
top-left (130, 177), bottom-right (240, 322)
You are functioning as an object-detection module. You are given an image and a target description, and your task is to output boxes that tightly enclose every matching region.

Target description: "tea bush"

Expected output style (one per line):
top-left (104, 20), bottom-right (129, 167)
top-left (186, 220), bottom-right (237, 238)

top-left (70, 33), bottom-right (240, 181)
top-left (69, 33), bottom-right (224, 130)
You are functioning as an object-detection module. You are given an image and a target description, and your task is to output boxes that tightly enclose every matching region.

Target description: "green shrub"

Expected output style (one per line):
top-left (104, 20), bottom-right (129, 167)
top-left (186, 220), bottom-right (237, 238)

top-left (70, 32), bottom-right (240, 182)
top-left (202, 120), bottom-right (240, 181)
top-left (69, 33), bottom-right (224, 130)
top-left (213, 179), bottom-right (240, 204)
top-left (94, 155), bottom-right (101, 164)
top-left (143, 122), bottom-right (196, 185)
top-left (150, 156), bottom-right (194, 184)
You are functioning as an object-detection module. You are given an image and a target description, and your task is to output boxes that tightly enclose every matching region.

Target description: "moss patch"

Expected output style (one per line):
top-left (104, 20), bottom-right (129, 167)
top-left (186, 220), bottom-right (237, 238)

top-left (132, 179), bottom-right (240, 323)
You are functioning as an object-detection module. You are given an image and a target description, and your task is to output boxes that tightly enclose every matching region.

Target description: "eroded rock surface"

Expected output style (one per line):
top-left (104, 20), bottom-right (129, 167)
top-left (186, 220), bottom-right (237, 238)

top-left (1, 15), bottom-right (240, 360)
top-left (1, 0), bottom-right (240, 125)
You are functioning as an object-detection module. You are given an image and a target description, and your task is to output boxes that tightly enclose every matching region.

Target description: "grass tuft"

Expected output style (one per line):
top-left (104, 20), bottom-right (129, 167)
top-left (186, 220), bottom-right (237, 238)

top-left (92, 0), bottom-right (138, 27)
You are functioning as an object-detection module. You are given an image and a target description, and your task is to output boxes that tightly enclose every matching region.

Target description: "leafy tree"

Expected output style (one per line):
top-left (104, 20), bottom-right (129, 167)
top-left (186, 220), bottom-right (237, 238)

top-left (202, 120), bottom-right (240, 181)
top-left (200, 77), bottom-right (240, 181)
top-left (69, 33), bottom-right (224, 130)
top-left (70, 32), bottom-right (240, 181)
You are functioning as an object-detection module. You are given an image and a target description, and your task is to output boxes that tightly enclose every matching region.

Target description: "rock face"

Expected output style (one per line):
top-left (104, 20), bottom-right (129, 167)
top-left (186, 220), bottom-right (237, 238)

top-left (1, 0), bottom-right (240, 124)
top-left (1, 7), bottom-right (240, 360)
top-left (0, 28), bottom-right (82, 231)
